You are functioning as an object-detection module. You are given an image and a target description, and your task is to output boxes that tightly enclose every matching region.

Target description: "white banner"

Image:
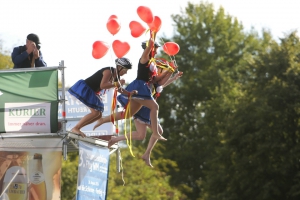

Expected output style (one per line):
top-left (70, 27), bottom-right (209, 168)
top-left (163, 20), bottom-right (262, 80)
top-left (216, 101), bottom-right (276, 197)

top-left (4, 102), bottom-right (51, 133)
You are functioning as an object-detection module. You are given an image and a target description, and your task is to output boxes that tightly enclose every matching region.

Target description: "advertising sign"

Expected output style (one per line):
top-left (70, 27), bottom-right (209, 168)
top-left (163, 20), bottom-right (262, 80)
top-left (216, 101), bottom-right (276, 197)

top-left (4, 102), bottom-right (51, 133)
top-left (76, 141), bottom-right (110, 200)
top-left (0, 138), bottom-right (62, 200)
top-left (0, 69), bottom-right (58, 133)
top-left (58, 89), bottom-right (114, 136)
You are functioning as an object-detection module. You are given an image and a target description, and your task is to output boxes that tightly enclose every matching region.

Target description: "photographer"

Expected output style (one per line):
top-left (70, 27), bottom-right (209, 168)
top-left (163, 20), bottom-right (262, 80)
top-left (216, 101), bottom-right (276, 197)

top-left (11, 33), bottom-right (47, 68)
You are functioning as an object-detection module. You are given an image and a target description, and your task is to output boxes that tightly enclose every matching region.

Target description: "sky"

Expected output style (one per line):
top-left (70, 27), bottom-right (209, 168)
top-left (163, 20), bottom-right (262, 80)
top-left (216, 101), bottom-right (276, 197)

top-left (1, 0), bottom-right (300, 87)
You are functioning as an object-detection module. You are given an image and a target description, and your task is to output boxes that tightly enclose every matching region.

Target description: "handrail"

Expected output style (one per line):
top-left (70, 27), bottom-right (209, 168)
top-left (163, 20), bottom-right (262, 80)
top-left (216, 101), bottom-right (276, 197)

top-left (0, 66), bottom-right (65, 73)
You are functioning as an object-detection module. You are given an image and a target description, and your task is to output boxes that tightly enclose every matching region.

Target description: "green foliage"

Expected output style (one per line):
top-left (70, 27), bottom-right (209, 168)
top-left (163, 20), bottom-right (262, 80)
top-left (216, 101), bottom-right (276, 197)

top-left (0, 39), bottom-right (13, 69)
top-left (156, 1), bottom-right (300, 199)
top-left (204, 32), bottom-right (300, 200)
top-left (157, 1), bottom-right (262, 199)
top-left (107, 144), bottom-right (185, 200)
top-left (61, 152), bottom-right (78, 200)
top-left (5, 1), bottom-right (298, 200)
top-left (60, 143), bottom-right (185, 200)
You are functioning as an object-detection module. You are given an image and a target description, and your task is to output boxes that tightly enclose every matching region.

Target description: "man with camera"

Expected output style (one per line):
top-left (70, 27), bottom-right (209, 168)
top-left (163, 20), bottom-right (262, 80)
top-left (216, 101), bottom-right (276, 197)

top-left (11, 33), bottom-right (47, 68)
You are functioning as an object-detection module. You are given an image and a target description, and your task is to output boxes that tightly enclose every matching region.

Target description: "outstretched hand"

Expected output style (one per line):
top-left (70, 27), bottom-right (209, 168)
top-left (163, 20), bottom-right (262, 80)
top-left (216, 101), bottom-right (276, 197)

top-left (175, 71), bottom-right (183, 79)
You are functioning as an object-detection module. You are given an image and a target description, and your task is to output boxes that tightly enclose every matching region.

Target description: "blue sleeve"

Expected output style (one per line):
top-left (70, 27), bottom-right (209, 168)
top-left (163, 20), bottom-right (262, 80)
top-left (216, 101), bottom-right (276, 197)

top-left (35, 50), bottom-right (47, 67)
top-left (11, 47), bottom-right (29, 67)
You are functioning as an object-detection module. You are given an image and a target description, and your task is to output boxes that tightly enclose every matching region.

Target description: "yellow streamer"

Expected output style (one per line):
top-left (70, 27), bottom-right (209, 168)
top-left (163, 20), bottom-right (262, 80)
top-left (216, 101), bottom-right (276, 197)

top-left (110, 88), bottom-right (118, 133)
top-left (124, 95), bottom-right (135, 157)
top-left (154, 58), bottom-right (175, 73)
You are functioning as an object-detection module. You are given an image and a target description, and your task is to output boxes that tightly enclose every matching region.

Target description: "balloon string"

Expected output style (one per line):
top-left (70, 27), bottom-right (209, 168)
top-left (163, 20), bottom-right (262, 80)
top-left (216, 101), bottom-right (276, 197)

top-left (158, 37), bottom-right (179, 72)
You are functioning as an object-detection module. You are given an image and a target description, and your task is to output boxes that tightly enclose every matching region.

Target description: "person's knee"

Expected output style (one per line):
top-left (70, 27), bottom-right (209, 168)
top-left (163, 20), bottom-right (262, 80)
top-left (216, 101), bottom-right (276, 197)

top-left (97, 111), bottom-right (102, 119)
top-left (135, 129), bottom-right (147, 140)
top-left (92, 110), bottom-right (102, 118)
top-left (136, 133), bottom-right (146, 140)
top-left (150, 102), bottom-right (159, 111)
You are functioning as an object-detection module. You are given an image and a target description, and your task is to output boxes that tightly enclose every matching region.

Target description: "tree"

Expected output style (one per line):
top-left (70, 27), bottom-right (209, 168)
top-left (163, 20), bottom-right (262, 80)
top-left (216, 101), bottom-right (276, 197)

top-left (203, 32), bottom-right (300, 200)
top-left (0, 39), bottom-right (13, 69)
top-left (61, 152), bottom-right (78, 199)
top-left (156, 1), bottom-right (263, 199)
top-left (60, 144), bottom-right (185, 200)
top-left (107, 140), bottom-right (185, 199)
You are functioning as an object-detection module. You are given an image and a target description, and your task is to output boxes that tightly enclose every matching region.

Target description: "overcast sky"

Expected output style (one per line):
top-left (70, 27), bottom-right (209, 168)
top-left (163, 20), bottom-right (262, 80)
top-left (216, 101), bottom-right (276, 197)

top-left (1, 0), bottom-right (299, 87)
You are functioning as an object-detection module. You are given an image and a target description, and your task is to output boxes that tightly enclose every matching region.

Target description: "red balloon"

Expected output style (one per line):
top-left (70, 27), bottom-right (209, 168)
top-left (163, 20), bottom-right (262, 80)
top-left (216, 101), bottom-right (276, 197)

top-left (92, 41), bottom-right (110, 59)
top-left (148, 16), bottom-right (161, 32)
top-left (112, 40), bottom-right (130, 58)
top-left (129, 21), bottom-right (146, 38)
top-left (108, 14), bottom-right (118, 21)
top-left (163, 42), bottom-right (180, 56)
top-left (106, 18), bottom-right (120, 35)
top-left (137, 6), bottom-right (153, 24)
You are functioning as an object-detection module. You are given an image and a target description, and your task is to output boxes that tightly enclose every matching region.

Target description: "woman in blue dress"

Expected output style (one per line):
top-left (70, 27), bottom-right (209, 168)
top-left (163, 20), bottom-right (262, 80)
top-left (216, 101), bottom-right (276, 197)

top-left (94, 37), bottom-right (171, 141)
top-left (68, 57), bottom-right (137, 137)
top-left (109, 71), bottom-right (183, 167)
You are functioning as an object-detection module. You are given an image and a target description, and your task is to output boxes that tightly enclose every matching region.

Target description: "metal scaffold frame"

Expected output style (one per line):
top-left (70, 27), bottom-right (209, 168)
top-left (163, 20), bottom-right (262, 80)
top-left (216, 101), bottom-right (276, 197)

top-left (0, 61), bottom-right (121, 172)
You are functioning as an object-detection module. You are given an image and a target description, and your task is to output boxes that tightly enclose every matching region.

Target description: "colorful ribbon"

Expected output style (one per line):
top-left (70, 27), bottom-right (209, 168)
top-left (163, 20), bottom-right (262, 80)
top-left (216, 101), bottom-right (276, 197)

top-left (110, 88), bottom-right (119, 133)
top-left (123, 93), bottom-right (134, 157)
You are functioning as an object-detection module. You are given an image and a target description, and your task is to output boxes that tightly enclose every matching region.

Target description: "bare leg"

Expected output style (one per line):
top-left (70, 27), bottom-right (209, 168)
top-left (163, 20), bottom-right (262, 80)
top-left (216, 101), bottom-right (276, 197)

top-left (93, 112), bottom-right (123, 130)
top-left (94, 103), bottom-right (143, 130)
top-left (142, 124), bottom-right (163, 167)
top-left (108, 121), bottom-right (147, 148)
top-left (81, 112), bottom-right (103, 128)
top-left (132, 99), bottom-right (166, 141)
top-left (71, 108), bottom-right (101, 138)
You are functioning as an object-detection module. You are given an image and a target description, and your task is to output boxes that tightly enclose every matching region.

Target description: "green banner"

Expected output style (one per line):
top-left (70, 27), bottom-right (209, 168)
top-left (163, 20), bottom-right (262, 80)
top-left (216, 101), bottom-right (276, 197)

top-left (0, 70), bottom-right (58, 133)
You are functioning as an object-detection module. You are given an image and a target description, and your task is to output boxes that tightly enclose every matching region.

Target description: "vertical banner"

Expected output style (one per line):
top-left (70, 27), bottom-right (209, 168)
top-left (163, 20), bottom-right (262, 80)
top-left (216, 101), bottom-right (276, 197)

top-left (76, 141), bottom-right (110, 200)
top-left (0, 138), bottom-right (62, 200)
top-left (58, 89), bottom-right (114, 136)
top-left (0, 70), bottom-right (58, 133)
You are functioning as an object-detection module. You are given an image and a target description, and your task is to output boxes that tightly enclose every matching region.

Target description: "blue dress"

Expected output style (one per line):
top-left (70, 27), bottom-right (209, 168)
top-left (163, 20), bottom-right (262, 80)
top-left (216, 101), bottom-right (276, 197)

top-left (117, 58), bottom-right (160, 125)
top-left (68, 80), bottom-right (104, 112)
top-left (117, 94), bottom-right (151, 124)
top-left (118, 60), bottom-right (156, 101)
top-left (68, 67), bottom-right (117, 113)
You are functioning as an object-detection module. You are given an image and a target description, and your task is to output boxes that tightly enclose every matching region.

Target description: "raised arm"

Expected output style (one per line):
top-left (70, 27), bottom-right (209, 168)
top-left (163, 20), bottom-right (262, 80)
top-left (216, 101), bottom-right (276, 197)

top-left (163, 71), bottom-right (183, 88)
top-left (140, 38), bottom-right (154, 64)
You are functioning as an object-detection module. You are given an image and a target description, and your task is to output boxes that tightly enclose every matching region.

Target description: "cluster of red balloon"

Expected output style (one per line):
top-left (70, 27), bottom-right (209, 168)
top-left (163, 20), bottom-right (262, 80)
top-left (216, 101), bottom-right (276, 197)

top-left (129, 6), bottom-right (162, 38)
top-left (91, 5), bottom-right (180, 60)
top-left (92, 15), bottom-right (130, 59)
top-left (133, 6), bottom-right (180, 57)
